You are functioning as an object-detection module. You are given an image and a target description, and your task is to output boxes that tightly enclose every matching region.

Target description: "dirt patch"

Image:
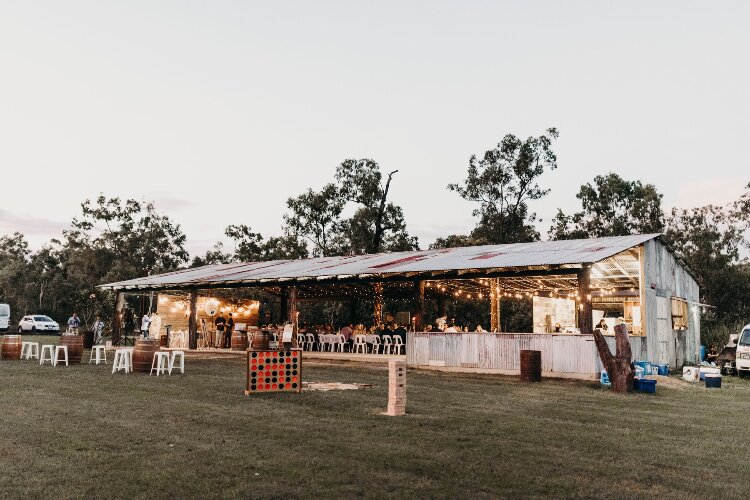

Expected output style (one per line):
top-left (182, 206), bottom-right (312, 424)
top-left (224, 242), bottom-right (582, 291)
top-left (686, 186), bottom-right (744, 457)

top-left (644, 374), bottom-right (694, 389)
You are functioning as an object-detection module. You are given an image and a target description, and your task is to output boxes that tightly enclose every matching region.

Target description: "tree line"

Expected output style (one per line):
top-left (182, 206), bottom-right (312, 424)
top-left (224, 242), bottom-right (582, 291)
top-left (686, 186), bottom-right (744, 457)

top-left (1, 128), bottom-right (748, 339)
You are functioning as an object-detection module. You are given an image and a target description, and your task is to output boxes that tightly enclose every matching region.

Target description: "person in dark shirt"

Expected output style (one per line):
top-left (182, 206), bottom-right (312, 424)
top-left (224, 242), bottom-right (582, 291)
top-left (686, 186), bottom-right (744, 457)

top-left (226, 313), bottom-right (235, 348)
top-left (214, 314), bottom-right (226, 349)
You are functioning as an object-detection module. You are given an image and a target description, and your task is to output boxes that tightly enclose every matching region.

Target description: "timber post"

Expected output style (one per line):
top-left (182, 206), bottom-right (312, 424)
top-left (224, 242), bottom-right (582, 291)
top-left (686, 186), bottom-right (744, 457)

top-left (112, 291), bottom-right (124, 345)
top-left (188, 289), bottom-right (198, 350)
top-left (288, 285), bottom-right (298, 324)
top-left (413, 280), bottom-right (425, 331)
top-left (279, 286), bottom-right (288, 325)
top-left (577, 265), bottom-right (593, 335)
top-left (349, 297), bottom-right (358, 324)
top-left (437, 296), bottom-right (447, 318)
top-left (490, 278), bottom-right (501, 332)
top-left (373, 282), bottom-right (383, 324)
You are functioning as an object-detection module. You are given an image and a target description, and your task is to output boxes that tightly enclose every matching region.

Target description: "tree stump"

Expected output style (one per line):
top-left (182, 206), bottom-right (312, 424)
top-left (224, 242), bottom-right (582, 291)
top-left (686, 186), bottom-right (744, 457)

top-left (592, 324), bottom-right (634, 393)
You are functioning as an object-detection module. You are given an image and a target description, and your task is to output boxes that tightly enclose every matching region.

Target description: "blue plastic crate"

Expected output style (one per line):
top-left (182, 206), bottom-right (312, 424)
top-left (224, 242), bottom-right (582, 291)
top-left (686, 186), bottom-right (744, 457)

top-left (638, 378), bottom-right (657, 394)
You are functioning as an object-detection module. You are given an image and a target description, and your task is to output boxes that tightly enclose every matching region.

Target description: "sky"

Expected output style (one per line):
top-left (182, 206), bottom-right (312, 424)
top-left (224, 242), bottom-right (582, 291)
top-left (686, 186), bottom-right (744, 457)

top-left (1, 1), bottom-right (748, 257)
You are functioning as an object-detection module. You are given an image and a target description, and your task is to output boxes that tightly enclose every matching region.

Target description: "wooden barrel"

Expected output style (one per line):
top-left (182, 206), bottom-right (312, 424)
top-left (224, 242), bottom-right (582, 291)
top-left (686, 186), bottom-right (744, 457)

top-left (1, 334), bottom-right (22, 360)
top-left (59, 334), bottom-right (84, 364)
top-left (520, 349), bottom-right (542, 382)
top-left (132, 338), bottom-right (160, 373)
top-left (232, 330), bottom-right (248, 351)
top-left (251, 330), bottom-right (270, 350)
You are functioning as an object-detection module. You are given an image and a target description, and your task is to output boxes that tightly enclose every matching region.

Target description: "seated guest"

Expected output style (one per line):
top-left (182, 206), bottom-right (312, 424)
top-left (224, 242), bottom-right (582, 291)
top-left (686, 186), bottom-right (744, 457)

top-left (475, 325), bottom-right (486, 332)
top-left (425, 324), bottom-right (433, 332)
top-left (340, 323), bottom-right (353, 349)
top-left (444, 320), bottom-right (458, 333)
top-left (596, 319), bottom-right (608, 331)
top-left (394, 323), bottom-right (407, 341)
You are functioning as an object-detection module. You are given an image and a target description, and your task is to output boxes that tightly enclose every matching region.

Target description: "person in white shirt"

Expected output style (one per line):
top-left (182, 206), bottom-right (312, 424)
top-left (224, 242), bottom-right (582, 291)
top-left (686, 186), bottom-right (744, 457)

top-left (141, 313), bottom-right (151, 338)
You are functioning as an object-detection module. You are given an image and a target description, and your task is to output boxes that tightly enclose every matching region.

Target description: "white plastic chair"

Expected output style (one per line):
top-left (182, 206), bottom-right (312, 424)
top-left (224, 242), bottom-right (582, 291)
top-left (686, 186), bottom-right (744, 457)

top-left (318, 334), bottom-right (328, 352)
top-left (369, 336), bottom-right (381, 354)
top-left (305, 333), bottom-right (316, 351)
top-left (336, 334), bottom-right (347, 352)
top-left (353, 336), bottom-right (367, 354)
top-left (392, 336), bottom-right (405, 355)
top-left (381, 335), bottom-right (393, 355)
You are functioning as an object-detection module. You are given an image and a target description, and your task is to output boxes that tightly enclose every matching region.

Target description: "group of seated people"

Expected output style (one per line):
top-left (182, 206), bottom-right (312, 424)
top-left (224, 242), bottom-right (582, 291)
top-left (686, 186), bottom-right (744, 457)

top-left (296, 322), bottom-right (408, 351)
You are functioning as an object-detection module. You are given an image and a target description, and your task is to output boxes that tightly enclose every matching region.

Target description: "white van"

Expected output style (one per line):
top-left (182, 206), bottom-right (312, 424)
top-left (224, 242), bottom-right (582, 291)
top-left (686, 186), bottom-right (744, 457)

top-left (0, 304), bottom-right (9, 332)
top-left (734, 324), bottom-right (750, 377)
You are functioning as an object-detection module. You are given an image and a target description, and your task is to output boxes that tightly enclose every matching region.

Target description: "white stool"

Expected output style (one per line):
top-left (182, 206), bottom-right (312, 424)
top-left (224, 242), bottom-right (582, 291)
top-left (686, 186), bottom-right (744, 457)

top-left (54, 345), bottom-right (69, 366)
top-left (89, 345), bottom-right (107, 365)
top-left (40, 345), bottom-right (55, 365)
top-left (21, 341), bottom-right (40, 360)
top-left (169, 351), bottom-right (185, 375)
top-left (150, 351), bottom-right (170, 376)
top-left (112, 349), bottom-right (132, 374)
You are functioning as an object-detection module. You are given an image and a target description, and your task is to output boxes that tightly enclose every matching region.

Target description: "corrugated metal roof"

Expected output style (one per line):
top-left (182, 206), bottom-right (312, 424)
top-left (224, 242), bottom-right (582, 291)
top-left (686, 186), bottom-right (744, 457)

top-left (99, 234), bottom-right (660, 290)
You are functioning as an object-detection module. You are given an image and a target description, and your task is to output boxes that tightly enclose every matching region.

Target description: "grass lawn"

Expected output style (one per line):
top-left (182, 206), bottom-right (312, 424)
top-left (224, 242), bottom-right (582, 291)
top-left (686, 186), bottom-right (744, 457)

top-left (2, 335), bottom-right (750, 499)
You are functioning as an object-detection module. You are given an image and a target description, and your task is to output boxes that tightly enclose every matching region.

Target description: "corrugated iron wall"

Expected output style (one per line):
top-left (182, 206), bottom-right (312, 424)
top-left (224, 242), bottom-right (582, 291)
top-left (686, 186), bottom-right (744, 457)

top-left (408, 332), bottom-right (647, 377)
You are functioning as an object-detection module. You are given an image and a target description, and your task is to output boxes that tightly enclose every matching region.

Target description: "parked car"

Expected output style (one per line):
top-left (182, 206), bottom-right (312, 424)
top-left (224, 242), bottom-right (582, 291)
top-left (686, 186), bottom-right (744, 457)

top-left (18, 315), bottom-right (60, 334)
top-left (0, 304), bottom-right (9, 332)
top-left (734, 324), bottom-right (750, 377)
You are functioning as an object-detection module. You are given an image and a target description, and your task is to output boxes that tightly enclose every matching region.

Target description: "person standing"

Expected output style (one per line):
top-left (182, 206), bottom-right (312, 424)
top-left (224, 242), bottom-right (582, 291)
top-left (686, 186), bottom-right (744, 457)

top-left (91, 316), bottom-right (105, 344)
top-left (225, 313), bottom-right (235, 348)
top-left (67, 313), bottom-right (81, 334)
top-left (214, 313), bottom-right (226, 349)
top-left (141, 312), bottom-right (151, 338)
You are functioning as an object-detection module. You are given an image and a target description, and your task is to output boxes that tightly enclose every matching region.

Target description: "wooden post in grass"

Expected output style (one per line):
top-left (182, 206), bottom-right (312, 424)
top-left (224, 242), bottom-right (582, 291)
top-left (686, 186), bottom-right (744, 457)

top-left (279, 287), bottom-right (288, 325)
top-left (373, 282), bottom-right (383, 324)
top-left (490, 279), bottom-right (501, 332)
top-left (188, 289), bottom-right (198, 350)
top-left (577, 265), bottom-right (593, 335)
top-left (387, 359), bottom-right (406, 416)
top-left (412, 280), bottom-right (425, 331)
top-left (112, 292), bottom-right (124, 345)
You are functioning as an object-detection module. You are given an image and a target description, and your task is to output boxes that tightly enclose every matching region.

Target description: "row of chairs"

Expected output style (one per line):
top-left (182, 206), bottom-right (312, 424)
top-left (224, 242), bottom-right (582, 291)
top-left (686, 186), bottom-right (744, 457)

top-left (298, 334), bottom-right (405, 355)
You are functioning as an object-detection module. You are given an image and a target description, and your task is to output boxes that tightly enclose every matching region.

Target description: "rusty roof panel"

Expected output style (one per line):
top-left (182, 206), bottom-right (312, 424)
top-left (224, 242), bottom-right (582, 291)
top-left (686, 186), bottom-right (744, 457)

top-left (99, 234), bottom-right (661, 290)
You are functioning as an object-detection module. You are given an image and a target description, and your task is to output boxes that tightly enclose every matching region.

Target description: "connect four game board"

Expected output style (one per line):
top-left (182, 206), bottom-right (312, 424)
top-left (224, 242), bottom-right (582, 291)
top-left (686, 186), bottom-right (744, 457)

top-left (245, 349), bottom-right (302, 394)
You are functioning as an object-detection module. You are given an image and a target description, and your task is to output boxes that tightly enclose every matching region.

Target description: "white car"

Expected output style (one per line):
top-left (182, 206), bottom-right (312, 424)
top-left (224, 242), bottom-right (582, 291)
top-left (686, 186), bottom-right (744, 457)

top-left (734, 324), bottom-right (750, 377)
top-left (18, 315), bottom-right (60, 334)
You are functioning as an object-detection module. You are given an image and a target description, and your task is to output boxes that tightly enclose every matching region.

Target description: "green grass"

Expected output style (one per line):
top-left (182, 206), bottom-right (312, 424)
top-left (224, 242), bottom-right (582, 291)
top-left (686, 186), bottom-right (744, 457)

top-left (2, 339), bottom-right (750, 499)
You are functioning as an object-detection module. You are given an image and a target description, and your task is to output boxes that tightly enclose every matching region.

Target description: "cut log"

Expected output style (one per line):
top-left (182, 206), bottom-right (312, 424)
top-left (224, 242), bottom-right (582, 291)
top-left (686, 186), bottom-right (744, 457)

top-left (592, 324), bottom-right (634, 393)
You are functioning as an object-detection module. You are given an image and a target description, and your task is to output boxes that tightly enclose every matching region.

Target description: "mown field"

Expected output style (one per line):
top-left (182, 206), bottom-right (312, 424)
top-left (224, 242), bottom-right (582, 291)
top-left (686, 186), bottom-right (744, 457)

top-left (1, 335), bottom-right (749, 499)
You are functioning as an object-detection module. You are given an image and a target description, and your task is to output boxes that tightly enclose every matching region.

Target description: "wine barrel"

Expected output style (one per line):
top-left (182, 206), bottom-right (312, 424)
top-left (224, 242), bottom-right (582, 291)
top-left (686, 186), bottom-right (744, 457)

top-left (520, 349), bottom-right (542, 382)
top-left (59, 334), bottom-right (84, 364)
top-left (251, 330), bottom-right (270, 350)
top-left (1, 334), bottom-right (22, 360)
top-left (132, 338), bottom-right (160, 373)
top-left (232, 330), bottom-right (248, 351)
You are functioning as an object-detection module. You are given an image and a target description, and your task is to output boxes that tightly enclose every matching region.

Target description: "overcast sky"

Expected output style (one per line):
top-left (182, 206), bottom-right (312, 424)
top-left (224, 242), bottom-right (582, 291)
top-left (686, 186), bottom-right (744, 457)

top-left (1, 1), bottom-right (748, 256)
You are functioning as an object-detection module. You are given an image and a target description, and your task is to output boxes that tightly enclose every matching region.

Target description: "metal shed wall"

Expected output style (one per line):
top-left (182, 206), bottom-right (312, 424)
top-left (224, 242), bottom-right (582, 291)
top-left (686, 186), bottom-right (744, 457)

top-left (642, 239), bottom-right (700, 366)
